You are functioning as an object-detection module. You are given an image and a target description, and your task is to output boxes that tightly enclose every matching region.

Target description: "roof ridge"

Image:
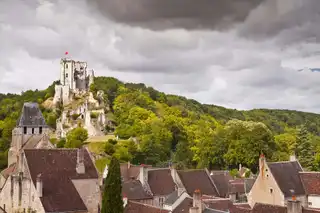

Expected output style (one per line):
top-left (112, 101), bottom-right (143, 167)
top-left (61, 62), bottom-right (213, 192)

top-left (128, 200), bottom-right (164, 209)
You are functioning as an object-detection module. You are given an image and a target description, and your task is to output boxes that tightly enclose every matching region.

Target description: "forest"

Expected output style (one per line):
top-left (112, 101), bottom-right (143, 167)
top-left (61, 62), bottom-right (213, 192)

top-left (0, 76), bottom-right (319, 173)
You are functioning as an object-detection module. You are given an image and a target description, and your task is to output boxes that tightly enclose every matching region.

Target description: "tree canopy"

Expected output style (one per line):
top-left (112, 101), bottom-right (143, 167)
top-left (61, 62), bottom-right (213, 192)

top-left (1, 77), bottom-right (320, 172)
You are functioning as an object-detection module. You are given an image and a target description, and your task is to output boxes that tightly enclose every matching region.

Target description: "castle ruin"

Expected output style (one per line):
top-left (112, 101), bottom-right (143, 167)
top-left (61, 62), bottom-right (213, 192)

top-left (53, 58), bottom-right (94, 106)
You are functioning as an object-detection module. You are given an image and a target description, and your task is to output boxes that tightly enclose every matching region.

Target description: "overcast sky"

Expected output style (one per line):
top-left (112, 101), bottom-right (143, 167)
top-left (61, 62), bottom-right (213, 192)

top-left (0, 0), bottom-right (320, 112)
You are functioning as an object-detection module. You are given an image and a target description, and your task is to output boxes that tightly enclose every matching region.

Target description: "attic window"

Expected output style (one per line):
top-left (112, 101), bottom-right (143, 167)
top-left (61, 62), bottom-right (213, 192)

top-left (265, 169), bottom-right (268, 172)
top-left (270, 188), bottom-right (273, 193)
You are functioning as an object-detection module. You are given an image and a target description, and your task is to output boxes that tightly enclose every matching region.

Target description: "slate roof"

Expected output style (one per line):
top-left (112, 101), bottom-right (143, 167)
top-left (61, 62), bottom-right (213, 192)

top-left (203, 198), bottom-right (233, 212)
top-left (164, 190), bottom-right (179, 205)
top-left (122, 180), bottom-right (153, 200)
top-left (173, 197), bottom-right (193, 213)
top-left (267, 161), bottom-right (305, 197)
top-left (17, 103), bottom-right (47, 127)
top-left (24, 149), bottom-right (99, 213)
top-left (229, 179), bottom-right (245, 194)
top-left (210, 171), bottom-right (233, 197)
top-left (125, 201), bottom-right (170, 213)
top-left (148, 169), bottom-right (176, 196)
top-left (249, 203), bottom-right (320, 213)
top-left (299, 172), bottom-right (320, 195)
top-left (177, 169), bottom-right (219, 197)
top-left (244, 178), bottom-right (256, 194)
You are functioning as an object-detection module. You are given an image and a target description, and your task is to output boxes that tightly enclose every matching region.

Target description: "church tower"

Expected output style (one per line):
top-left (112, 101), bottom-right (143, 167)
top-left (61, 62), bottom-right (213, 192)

top-left (7, 103), bottom-right (52, 166)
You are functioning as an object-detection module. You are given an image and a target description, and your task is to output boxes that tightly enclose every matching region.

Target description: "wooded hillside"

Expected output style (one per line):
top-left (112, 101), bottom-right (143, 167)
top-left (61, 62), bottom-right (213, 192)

top-left (0, 77), bottom-right (319, 173)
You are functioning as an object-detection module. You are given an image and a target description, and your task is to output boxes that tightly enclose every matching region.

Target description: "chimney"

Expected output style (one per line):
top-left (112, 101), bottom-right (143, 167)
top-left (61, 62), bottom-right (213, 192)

top-left (287, 196), bottom-right (302, 213)
top-left (290, 155), bottom-right (297, 162)
top-left (239, 163), bottom-right (242, 171)
top-left (193, 189), bottom-right (202, 213)
top-left (139, 165), bottom-right (148, 186)
top-left (259, 153), bottom-right (266, 176)
top-left (123, 194), bottom-right (128, 207)
top-left (36, 174), bottom-right (43, 198)
top-left (76, 148), bottom-right (85, 174)
top-left (189, 207), bottom-right (199, 213)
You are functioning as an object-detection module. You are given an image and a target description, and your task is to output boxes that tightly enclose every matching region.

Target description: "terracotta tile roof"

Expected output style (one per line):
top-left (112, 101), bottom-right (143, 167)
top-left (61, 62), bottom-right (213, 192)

top-left (24, 149), bottom-right (99, 212)
top-left (0, 163), bottom-right (16, 179)
top-left (173, 197), bottom-right (193, 213)
top-left (267, 161), bottom-right (305, 196)
top-left (148, 169), bottom-right (176, 196)
top-left (17, 102), bottom-right (47, 127)
top-left (125, 201), bottom-right (170, 213)
top-left (122, 180), bottom-right (153, 200)
top-left (210, 171), bottom-right (233, 197)
top-left (299, 172), bottom-right (320, 195)
top-left (177, 169), bottom-right (219, 197)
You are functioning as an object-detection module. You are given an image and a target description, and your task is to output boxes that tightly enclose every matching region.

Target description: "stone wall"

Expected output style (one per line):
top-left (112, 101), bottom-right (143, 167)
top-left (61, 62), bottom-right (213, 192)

top-left (72, 179), bottom-right (101, 213)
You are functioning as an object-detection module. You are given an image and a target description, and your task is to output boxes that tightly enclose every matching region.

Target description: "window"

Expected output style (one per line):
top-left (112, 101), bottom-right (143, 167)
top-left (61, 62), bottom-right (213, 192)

top-left (23, 127), bottom-right (27, 134)
top-left (66, 73), bottom-right (68, 78)
top-left (39, 127), bottom-right (42, 134)
top-left (32, 128), bottom-right (34, 134)
top-left (270, 188), bottom-right (273, 193)
top-left (159, 197), bottom-right (164, 207)
top-left (65, 64), bottom-right (68, 69)
top-left (308, 202), bottom-right (312, 206)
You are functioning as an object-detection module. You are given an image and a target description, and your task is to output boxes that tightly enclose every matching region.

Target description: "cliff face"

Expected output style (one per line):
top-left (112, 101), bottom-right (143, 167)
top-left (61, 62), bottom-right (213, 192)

top-left (55, 91), bottom-right (109, 138)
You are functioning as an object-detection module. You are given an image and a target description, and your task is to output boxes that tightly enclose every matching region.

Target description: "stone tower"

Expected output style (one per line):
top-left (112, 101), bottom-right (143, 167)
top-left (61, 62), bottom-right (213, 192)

top-left (7, 103), bottom-right (53, 166)
top-left (53, 58), bottom-right (95, 106)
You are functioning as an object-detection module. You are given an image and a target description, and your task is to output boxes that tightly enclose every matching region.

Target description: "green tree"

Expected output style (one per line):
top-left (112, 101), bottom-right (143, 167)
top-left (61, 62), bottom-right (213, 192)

top-left (65, 127), bottom-right (88, 148)
top-left (101, 156), bottom-right (123, 213)
top-left (296, 125), bottom-right (314, 170)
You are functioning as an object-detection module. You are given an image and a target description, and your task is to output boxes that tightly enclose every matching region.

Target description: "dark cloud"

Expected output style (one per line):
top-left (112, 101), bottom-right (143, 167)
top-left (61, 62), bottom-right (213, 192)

top-left (86, 0), bottom-right (265, 30)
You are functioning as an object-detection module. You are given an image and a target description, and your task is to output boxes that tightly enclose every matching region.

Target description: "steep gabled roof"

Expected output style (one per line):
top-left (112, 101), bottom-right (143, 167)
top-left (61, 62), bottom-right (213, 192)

top-left (177, 169), bottom-right (219, 197)
top-left (125, 201), bottom-right (170, 213)
top-left (17, 103), bottom-right (47, 127)
top-left (299, 172), bottom-right (320, 195)
top-left (210, 171), bottom-right (233, 197)
top-left (267, 161), bottom-right (305, 197)
top-left (24, 149), bottom-right (98, 213)
top-left (122, 180), bottom-right (153, 200)
top-left (148, 169), bottom-right (176, 196)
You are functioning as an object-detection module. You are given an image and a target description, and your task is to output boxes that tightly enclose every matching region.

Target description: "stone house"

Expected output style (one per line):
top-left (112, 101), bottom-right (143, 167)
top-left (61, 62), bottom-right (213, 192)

top-left (139, 167), bottom-right (176, 208)
top-left (247, 154), bottom-right (320, 209)
top-left (0, 148), bottom-right (100, 213)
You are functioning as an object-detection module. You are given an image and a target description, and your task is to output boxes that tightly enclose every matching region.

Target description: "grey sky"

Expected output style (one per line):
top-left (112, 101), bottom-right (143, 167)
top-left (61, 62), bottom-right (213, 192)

top-left (0, 0), bottom-right (320, 112)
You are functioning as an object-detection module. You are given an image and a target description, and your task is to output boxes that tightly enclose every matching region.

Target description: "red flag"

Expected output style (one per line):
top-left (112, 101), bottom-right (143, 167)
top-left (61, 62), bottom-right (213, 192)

top-left (65, 51), bottom-right (69, 55)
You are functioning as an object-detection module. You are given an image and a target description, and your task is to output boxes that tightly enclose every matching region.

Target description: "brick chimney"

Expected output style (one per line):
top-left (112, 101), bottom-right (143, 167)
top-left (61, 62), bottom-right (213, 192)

top-left (290, 155), bottom-right (297, 162)
top-left (36, 174), bottom-right (43, 198)
top-left (192, 189), bottom-right (202, 213)
top-left (259, 153), bottom-right (266, 177)
top-left (76, 148), bottom-right (85, 174)
top-left (287, 196), bottom-right (302, 213)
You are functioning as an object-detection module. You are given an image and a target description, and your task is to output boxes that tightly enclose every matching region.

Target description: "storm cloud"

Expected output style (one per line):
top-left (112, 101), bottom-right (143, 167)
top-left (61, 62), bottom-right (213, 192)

top-left (0, 0), bottom-right (320, 112)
